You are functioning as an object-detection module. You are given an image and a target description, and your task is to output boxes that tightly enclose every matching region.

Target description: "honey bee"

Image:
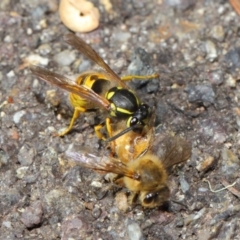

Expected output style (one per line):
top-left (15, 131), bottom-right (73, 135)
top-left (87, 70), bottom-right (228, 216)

top-left (30, 33), bottom-right (158, 141)
top-left (66, 125), bottom-right (191, 208)
top-left (107, 118), bottom-right (155, 162)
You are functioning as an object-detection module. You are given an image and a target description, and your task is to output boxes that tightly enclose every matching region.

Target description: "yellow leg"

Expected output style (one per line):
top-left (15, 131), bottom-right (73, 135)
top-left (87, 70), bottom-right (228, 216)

top-left (105, 118), bottom-right (116, 152)
top-left (94, 123), bottom-right (106, 141)
top-left (95, 118), bottom-right (116, 154)
top-left (121, 73), bottom-right (159, 81)
top-left (94, 117), bottom-right (113, 141)
top-left (106, 118), bottom-right (112, 139)
top-left (58, 106), bottom-right (86, 136)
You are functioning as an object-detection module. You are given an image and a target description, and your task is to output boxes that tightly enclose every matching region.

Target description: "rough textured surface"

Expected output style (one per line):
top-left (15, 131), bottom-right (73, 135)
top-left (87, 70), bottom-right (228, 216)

top-left (1, 0), bottom-right (240, 239)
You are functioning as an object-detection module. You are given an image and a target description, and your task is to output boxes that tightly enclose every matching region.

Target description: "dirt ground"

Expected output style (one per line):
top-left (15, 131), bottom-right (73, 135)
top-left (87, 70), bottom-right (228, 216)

top-left (1, 0), bottom-right (240, 239)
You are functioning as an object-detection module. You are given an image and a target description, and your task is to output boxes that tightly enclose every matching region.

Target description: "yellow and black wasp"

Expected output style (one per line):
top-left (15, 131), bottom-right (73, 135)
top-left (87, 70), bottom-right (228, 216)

top-left (30, 33), bottom-right (158, 142)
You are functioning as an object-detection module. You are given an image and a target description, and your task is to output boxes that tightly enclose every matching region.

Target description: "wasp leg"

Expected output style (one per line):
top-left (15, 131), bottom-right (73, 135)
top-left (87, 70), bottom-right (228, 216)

top-left (94, 118), bottom-right (111, 141)
top-left (94, 118), bottom-right (113, 140)
top-left (94, 122), bottom-right (106, 141)
top-left (58, 106), bottom-right (86, 136)
top-left (121, 73), bottom-right (159, 81)
top-left (105, 118), bottom-right (117, 152)
top-left (94, 118), bottom-right (116, 152)
top-left (106, 118), bottom-right (112, 138)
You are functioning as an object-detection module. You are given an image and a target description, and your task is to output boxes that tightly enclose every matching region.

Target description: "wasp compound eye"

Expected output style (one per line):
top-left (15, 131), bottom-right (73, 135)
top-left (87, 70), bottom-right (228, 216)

top-left (130, 103), bottom-right (150, 126)
top-left (130, 117), bottom-right (138, 126)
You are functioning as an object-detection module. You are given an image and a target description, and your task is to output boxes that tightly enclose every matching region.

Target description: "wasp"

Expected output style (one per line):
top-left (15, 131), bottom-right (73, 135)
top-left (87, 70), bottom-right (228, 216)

top-left (66, 122), bottom-right (191, 208)
top-left (30, 33), bottom-right (158, 141)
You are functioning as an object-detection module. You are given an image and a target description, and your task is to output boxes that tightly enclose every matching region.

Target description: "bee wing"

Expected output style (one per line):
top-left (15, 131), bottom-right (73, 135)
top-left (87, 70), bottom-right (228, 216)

top-left (134, 109), bottom-right (156, 159)
top-left (63, 33), bottom-right (128, 89)
top-left (66, 150), bottom-right (140, 180)
top-left (30, 65), bottom-right (111, 110)
top-left (159, 136), bottom-right (192, 169)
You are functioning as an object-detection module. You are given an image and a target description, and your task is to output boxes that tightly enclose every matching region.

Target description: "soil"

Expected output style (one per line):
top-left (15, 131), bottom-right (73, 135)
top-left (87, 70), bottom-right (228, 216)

top-left (1, 0), bottom-right (240, 239)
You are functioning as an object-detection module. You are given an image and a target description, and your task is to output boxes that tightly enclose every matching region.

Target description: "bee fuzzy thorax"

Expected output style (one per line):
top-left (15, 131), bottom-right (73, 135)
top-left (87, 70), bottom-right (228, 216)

top-left (112, 128), bottom-right (151, 164)
top-left (124, 154), bottom-right (167, 192)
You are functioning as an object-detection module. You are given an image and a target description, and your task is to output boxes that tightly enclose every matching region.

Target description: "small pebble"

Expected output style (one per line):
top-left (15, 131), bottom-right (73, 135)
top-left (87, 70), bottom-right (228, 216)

top-left (184, 208), bottom-right (206, 225)
top-left (4, 188), bottom-right (21, 206)
top-left (24, 54), bottom-right (49, 66)
top-left (146, 78), bottom-right (160, 93)
top-left (17, 144), bottom-right (36, 166)
top-left (115, 192), bottom-right (129, 212)
top-left (16, 166), bottom-right (29, 179)
top-left (32, 4), bottom-right (48, 19)
top-left (127, 220), bottom-right (143, 240)
top-left (225, 74), bottom-right (236, 87)
top-left (0, 149), bottom-right (9, 167)
top-left (45, 189), bottom-right (66, 205)
top-left (78, 60), bottom-right (91, 72)
top-left (113, 31), bottom-right (131, 42)
top-left (175, 214), bottom-right (184, 228)
top-left (92, 206), bottom-right (102, 219)
top-left (210, 205), bottom-right (240, 226)
top-left (46, 90), bottom-right (60, 107)
top-left (205, 40), bottom-right (218, 62)
top-left (38, 43), bottom-right (52, 56)
top-left (23, 54), bottom-right (49, 66)
top-left (221, 148), bottom-right (240, 179)
top-left (179, 174), bottom-right (190, 193)
top-left (200, 118), bottom-right (227, 144)
top-left (2, 221), bottom-right (12, 229)
top-left (6, 70), bottom-right (15, 78)
top-left (186, 84), bottom-right (215, 107)
top-left (61, 215), bottom-right (89, 239)
top-left (208, 69), bottom-right (224, 85)
top-left (210, 25), bottom-right (225, 42)
top-left (224, 47), bottom-right (240, 69)
top-left (4, 35), bottom-right (13, 43)
top-left (165, 0), bottom-right (195, 10)
top-left (53, 50), bottom-right (76, 66)
top-left (21, 201), bottom-right (44, 228)
top-left (91, 181), bottom-right (102, 188)
top-left (196, 156), bottom-right (215, 172)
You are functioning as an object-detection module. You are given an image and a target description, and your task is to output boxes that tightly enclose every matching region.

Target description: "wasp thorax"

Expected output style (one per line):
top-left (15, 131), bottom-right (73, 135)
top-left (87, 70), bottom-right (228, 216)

top-left (106, 87), bottom-right (140, 118)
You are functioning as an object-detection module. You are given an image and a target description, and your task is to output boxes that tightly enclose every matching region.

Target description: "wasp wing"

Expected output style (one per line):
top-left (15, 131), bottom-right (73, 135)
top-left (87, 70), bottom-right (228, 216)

top-left (30, 65), bottom-right (110, 110)
top-left (63, 33), bottom-right (128, 89)
top-left (66, 150), bottom-right (140, 180)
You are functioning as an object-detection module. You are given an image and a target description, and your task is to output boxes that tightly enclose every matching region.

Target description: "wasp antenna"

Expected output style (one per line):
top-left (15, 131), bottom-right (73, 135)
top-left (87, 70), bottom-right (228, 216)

top-left (105, 125), bottom-right (143, 142)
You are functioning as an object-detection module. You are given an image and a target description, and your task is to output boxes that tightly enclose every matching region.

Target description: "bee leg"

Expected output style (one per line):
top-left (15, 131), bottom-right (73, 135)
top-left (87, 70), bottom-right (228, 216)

top-left (114, 176), bottom-right (125, 186)
top-left (128, 192), bottom-right (139, 205)
top-left (58, 106), bottom-right (86, 136)
top-left (121, 73), bottom-right (159, 81)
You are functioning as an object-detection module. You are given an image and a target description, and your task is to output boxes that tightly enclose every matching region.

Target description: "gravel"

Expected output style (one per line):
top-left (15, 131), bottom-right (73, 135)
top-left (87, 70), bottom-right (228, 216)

top-left (1, 0), bottom-right (240, 239)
